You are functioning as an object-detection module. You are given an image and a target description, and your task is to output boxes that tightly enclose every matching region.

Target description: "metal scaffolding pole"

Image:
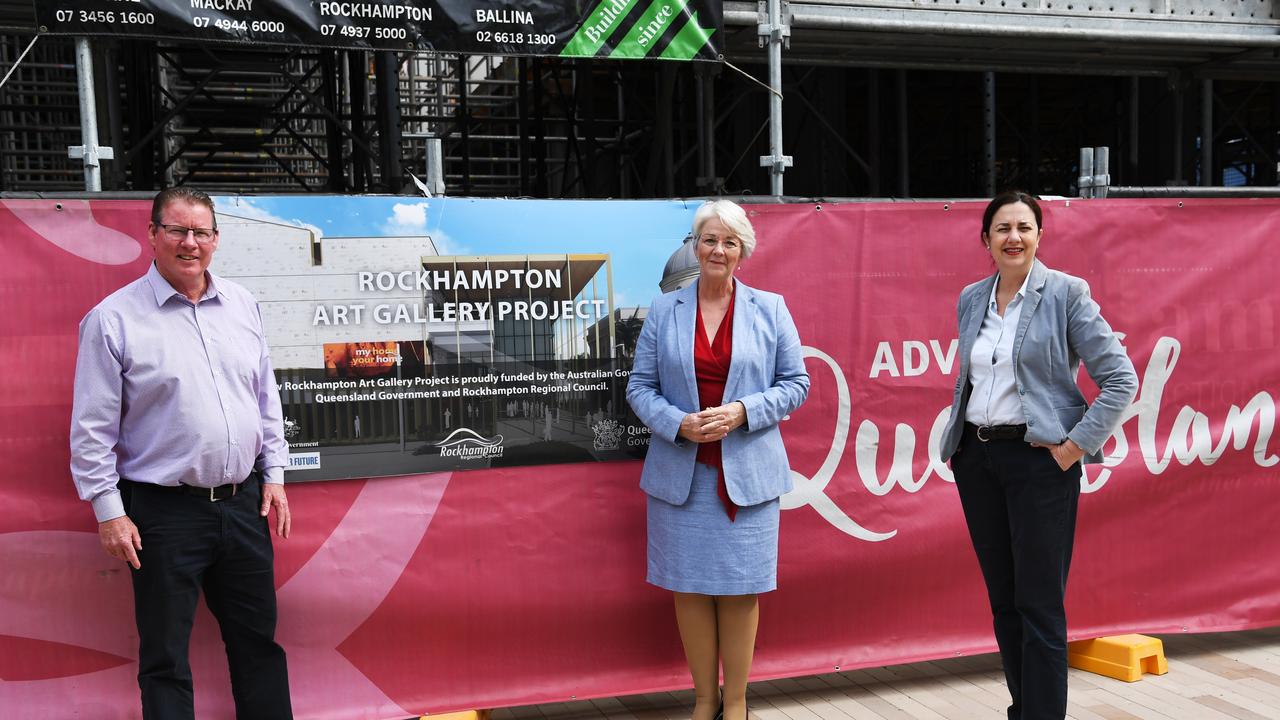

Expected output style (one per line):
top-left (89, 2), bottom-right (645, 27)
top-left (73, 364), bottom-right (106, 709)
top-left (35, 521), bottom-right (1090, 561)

top-left (457, 55), bottom-right (471, 193)
top-left (758, 0), bottom-right (791, 196)
top-left (322, 51), bottom-right (346, 192)
top-left (724, 7), bottom-right (1280, 48)
top-left (532, 57), bottom-right (548, 197)
top-left (374, 51), bottom-right (403, 193)
top-left (517, 58), bottom-right (529, 196)
top-left (348, 50), bottom-right (371, 192)
top-left (695, 62), bottom-right (717, 194)
top-left (1078, 146), bottom-right (1094, 197)
top-left (71, 38), bottom-right (113, 192)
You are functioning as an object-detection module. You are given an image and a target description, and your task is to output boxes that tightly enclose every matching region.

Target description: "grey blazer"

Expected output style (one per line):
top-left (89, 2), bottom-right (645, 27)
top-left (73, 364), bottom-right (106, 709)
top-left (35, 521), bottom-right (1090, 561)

top-left (626, 280), bottom-right (810, 506)
top-left (940, 260), bottom-right (1138, 464)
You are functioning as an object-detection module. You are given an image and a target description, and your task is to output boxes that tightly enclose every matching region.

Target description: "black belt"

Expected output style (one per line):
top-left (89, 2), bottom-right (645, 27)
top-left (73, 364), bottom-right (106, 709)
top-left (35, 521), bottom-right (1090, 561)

top-left (966, 422), bottom-right (1028, 442)
top-left (179, 481), bottom-right (241, 501)
top-left (125, 471), bottom-right (257, 502)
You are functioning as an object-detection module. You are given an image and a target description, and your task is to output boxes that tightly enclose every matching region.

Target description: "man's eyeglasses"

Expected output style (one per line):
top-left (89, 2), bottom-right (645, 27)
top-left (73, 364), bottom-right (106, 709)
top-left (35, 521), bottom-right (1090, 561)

top-left (156, 223), bottom-right (218, 244)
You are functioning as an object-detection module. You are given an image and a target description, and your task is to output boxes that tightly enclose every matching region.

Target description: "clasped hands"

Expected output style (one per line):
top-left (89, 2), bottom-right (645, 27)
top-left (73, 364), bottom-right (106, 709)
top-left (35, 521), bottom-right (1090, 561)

top-left (679, 402), bottom-right (747, 443)
top-left (1030, 438), bottom-right (1086, 471)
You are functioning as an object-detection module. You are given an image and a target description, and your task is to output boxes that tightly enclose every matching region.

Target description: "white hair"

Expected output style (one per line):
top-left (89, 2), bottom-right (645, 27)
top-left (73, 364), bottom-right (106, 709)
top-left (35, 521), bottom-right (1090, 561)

top-left (691, 200), bottom-right (757, 258)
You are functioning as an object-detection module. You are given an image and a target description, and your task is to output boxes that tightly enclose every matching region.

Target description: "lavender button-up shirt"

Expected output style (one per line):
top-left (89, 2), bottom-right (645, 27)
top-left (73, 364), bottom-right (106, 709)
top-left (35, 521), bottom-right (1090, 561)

top-left (70, 263), bottom-right (287, 522)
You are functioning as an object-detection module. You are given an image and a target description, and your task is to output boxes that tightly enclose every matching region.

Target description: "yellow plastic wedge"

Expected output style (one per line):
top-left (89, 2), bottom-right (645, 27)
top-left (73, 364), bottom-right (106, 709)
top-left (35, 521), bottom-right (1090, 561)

top-left (1068, 634), bottom-right (1169, 682)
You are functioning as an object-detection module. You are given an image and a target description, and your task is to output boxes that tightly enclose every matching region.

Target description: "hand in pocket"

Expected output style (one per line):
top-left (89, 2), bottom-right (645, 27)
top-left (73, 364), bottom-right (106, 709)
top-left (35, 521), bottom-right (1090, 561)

top-left (1030, 438), bottom-right (1085, 471)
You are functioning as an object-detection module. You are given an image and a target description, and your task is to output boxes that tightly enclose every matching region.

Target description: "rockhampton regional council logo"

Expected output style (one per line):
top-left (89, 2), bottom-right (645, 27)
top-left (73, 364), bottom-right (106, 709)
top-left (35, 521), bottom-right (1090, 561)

top-left (591, 418), bottom-right (623, 451)
top-left (434, 427), bottom-right (505, 461)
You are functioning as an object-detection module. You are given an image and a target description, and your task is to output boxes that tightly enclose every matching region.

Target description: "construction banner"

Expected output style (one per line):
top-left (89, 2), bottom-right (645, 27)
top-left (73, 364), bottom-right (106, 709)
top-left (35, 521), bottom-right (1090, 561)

top-left (2, 196), bottom-right (1279, 718)
top-left (214, 196), bottom-right (675, 481)
top-left (35, 0), bottom-right (723, 61)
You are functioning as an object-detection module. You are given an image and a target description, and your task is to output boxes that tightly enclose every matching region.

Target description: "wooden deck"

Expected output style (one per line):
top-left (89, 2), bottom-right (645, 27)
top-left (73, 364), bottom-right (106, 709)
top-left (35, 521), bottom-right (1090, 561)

top-left (492, 627), bottom-right (1280, 720)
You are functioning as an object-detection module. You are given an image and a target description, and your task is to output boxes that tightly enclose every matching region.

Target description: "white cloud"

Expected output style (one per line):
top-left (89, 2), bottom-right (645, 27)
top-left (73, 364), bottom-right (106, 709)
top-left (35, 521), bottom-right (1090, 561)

top-left (383, 201), bottom-right (430, 235)
top-left (215, 197), bottom-right (325, 239)
top-left (380, 201), bottom-right (467, 255)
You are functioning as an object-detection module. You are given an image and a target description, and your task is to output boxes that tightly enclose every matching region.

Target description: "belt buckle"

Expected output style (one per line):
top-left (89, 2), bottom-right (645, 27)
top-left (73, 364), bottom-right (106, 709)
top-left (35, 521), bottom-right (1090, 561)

top-left (209, 483), bottom-right (236, 502)
top-left (976, 425), bottom-right (992, 442)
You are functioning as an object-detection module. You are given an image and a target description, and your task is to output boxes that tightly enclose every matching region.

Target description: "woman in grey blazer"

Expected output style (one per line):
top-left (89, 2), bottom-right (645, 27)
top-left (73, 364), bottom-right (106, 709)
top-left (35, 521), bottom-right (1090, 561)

top-left (627, 200), bottom-right (809, 720)
top-left (940, 191), bottom-right (1138, 720)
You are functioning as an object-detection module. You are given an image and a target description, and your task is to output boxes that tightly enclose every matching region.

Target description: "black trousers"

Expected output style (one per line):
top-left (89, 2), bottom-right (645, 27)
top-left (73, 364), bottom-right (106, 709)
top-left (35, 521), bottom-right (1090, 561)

top-left (951, 425), bottom-right (1081, 720)
top-left (121, 474), bottom-right (293, 720)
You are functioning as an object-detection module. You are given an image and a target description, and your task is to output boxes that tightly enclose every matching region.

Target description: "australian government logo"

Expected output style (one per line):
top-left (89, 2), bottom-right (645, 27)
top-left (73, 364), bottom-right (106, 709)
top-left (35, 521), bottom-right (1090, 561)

top-left (434, 428), bottom-right (505, 461)
top-left (592, 418), bottom-right (623, 451)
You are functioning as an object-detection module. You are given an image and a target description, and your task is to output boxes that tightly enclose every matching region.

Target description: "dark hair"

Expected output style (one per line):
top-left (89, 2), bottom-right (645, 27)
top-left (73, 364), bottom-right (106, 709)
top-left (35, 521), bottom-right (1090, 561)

top-left (980, 190), bottom-right (1042, 238)
top-left (151, 187), bottom-right (217, 229)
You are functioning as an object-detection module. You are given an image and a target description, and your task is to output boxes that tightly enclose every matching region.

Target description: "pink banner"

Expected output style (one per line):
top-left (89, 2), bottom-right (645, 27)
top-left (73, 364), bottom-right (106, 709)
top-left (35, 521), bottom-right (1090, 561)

top-left (2, 197), bottom-right (1277, 719)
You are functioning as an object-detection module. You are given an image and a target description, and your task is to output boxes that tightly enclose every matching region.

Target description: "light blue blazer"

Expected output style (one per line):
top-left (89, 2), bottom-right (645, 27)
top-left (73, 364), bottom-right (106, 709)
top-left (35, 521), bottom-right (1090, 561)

top-left (940, 260), bottom-right (1138, 464)
top-left (626, 279), bottom-right (810, 506)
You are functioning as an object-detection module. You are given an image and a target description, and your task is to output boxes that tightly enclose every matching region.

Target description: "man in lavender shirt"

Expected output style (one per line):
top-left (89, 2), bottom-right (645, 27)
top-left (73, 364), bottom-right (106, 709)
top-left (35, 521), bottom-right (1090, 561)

top-left (70, 187), bottom-right (293, 719)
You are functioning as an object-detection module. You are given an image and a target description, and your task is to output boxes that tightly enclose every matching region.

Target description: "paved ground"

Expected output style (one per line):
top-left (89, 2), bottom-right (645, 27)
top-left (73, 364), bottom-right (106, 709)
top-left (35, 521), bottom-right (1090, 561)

top-left (492, 626), bottom-right (1280, 720)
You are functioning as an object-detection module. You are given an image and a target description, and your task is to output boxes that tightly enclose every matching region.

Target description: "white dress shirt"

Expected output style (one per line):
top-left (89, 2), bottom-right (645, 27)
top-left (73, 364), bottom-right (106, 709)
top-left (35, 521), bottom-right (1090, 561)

top-left (965, 272), bottom-right (1031, 426)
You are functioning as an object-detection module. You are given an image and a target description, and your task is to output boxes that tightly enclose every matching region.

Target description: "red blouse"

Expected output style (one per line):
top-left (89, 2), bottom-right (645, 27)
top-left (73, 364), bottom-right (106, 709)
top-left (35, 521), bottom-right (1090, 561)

top-left (694, 289), bottom-right (738, 521)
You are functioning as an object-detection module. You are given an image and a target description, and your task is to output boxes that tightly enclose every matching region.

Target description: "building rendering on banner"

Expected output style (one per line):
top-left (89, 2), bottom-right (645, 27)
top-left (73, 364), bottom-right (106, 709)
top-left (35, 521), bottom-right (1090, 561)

top-left (214, 210), bottom-right (439, 370)
top-left (209, 214), bottom-right (622, 472)
top-left (212, 210), bottom-right (440, 455)
top-left (584, 231), bottom-right (694, 360)
top-left (419, 254), bottom-right (616, 367)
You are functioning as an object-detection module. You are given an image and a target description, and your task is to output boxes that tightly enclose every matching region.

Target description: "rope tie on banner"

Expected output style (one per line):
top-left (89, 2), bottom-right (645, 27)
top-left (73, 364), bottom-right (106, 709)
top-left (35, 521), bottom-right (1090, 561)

top-left (0, 35), bottom-right (40, 93)
top-left (721, 58), bottom-right (783, 100)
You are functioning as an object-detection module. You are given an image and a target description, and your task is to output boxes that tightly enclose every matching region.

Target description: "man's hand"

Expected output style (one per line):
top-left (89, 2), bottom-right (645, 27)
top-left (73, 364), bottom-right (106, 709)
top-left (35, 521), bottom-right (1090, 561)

top-left (99, 515), bottom-right (142, 569)
top-left (1031, 438), bottom-right (1086, 471)
top-left (677, 402), bottom-right (747, 443)
top-left (260, 483), bottom-right (291, 539)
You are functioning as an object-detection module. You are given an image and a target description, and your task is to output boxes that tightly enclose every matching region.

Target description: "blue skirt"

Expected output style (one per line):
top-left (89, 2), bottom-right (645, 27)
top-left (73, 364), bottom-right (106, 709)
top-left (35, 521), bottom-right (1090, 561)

top-left (646, 463), bottom-right (780, 595)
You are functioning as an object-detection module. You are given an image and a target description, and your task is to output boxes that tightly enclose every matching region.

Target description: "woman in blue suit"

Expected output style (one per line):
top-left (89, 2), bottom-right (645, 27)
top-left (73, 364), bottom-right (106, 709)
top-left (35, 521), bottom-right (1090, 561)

top-left (941, 191), bottom-right (1138, 720)
top-left (627, 200), bottom-right (809, 720)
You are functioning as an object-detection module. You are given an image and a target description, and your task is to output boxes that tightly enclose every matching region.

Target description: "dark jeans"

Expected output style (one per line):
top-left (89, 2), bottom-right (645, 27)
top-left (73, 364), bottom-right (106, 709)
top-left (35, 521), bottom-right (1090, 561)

top-left (121, 474), bottom-right (293, 720)
top-left (951, 425), bottom-right (1081, 720)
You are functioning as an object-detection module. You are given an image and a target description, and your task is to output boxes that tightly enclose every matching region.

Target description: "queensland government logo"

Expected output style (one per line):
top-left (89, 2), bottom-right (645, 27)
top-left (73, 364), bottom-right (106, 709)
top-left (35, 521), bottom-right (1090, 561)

top-left (434, 427), bottom-right (504, 461)
top-left (591, 418), bottom-right (623, 451)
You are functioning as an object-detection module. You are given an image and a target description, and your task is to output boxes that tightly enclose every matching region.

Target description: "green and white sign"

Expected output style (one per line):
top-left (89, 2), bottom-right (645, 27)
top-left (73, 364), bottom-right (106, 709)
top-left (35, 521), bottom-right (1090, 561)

top-left (560, 0), bottom-right (718, 61)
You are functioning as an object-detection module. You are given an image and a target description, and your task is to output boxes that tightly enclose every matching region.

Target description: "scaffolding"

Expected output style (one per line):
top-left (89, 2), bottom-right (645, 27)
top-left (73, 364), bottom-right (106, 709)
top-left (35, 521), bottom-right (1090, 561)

top-left (1, 0), bottom-right (1278, 197)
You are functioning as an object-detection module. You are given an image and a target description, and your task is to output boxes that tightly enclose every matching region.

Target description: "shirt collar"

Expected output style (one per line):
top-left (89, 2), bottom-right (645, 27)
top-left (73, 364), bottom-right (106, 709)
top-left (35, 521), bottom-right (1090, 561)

top-left (145, 262), bottom-right (220, 307)
top-left (987, 270), bottom-right (1032, 310)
